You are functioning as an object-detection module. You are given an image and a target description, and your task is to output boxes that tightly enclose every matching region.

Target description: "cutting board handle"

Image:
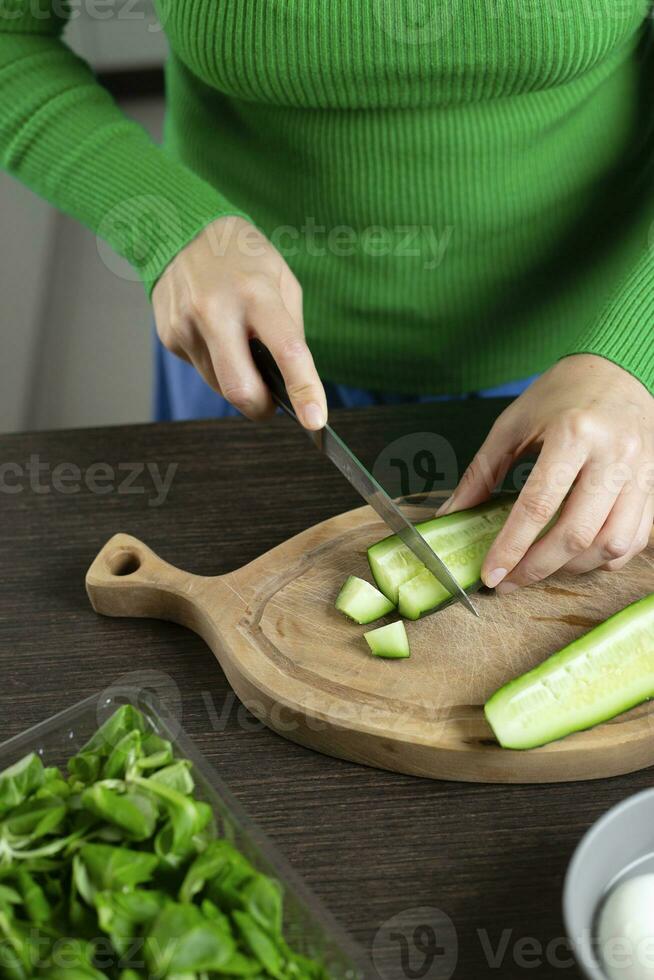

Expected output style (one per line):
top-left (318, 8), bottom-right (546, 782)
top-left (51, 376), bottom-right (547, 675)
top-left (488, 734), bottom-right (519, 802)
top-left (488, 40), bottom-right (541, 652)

top-left (86, 533), bottom-right (212, 631)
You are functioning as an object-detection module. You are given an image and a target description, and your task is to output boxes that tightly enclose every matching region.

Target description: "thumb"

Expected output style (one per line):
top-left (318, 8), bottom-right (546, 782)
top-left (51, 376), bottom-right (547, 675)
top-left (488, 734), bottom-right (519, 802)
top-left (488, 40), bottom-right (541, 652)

top-left (436, 415), bottom-right (518, 515)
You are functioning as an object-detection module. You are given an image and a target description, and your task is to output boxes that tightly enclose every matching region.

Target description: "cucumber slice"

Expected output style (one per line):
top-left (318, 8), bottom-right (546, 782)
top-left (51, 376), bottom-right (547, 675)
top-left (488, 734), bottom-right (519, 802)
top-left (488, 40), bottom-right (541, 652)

top-left (485, 594), bottom-right (654, 750)
top-left (335, 576), bottom-right (395, 624)
top-left (364, 621), bottom-right (410, 659)
top-left (367, 496), bottom-right (514, 615)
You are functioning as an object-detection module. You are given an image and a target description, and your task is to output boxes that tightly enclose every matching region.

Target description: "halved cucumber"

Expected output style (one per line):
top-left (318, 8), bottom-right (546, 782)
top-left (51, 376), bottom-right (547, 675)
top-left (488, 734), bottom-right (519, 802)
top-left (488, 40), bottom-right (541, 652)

top-left (485, 594), bottom-right (654, 750)
top-left (364, 621), bottom-right (410, 659)
top-left (367, 496), bottom-right (514, 618)
top-left (398, 569), bottom-right (451, 620)
top-left (335, 576), bottom-right (395, 624)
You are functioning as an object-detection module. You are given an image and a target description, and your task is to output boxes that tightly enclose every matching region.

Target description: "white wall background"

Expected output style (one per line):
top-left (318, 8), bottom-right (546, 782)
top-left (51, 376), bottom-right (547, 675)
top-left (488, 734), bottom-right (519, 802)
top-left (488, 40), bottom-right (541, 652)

top-left (0, 3), bottom-right (166, 434)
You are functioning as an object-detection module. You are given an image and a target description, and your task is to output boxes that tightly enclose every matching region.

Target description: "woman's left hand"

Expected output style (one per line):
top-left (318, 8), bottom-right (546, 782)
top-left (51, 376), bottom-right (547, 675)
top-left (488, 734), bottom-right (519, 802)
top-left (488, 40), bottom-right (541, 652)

top-left (437, 354), bottom-right (654, 593)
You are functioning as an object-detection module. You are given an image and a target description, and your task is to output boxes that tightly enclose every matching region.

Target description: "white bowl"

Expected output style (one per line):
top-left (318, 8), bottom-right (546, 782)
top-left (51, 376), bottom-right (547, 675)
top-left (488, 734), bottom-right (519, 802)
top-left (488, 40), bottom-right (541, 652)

top-left (564, 788), bottom-right (654, 979)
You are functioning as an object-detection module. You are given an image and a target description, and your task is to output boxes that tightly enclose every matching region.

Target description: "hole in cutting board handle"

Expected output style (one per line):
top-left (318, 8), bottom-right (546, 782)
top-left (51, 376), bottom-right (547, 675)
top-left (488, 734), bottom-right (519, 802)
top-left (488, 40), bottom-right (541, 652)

top-left (106, 549), bottom-right (142, 577)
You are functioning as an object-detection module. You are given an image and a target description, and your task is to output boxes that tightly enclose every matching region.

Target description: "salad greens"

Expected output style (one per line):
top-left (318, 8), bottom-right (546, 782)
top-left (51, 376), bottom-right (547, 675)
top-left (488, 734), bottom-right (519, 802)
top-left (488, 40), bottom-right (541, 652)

top-left (0, 706), bottom-right (327, 979)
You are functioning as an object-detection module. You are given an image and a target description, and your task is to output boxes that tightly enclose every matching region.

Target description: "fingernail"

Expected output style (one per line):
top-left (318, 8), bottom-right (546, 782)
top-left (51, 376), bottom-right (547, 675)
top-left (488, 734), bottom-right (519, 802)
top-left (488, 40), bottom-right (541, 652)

top-left (496, 580), bottom-right (519, 595)
top-left (302, 402), bottom-right (326, 430)
top-left (484, 567), bottom-right (508, 588)
top-left (436, 496), bottom-right (454, 516)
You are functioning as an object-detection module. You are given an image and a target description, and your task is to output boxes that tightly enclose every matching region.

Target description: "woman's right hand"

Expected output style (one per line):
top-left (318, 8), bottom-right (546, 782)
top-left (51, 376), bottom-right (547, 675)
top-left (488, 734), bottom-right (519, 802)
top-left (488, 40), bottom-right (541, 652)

top-left (152, 215), bottom-right (327, 429)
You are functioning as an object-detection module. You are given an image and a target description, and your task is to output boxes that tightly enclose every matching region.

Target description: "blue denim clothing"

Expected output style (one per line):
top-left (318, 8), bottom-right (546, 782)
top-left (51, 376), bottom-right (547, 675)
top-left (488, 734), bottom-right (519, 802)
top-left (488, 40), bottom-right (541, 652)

top-left (154, 334), bottom-right (537, 421)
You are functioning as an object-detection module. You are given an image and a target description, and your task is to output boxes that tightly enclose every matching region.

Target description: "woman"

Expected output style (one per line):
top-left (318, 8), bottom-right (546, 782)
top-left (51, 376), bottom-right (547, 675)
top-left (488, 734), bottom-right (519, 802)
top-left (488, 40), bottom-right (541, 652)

top-left (1, 1), bottom-right (652, 594)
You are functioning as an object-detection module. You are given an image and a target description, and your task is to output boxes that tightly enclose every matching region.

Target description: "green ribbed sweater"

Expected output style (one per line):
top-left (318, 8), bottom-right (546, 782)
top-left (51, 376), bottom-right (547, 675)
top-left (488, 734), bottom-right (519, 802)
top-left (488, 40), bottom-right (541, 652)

top-left (1, 1), bottom-right (653, 394)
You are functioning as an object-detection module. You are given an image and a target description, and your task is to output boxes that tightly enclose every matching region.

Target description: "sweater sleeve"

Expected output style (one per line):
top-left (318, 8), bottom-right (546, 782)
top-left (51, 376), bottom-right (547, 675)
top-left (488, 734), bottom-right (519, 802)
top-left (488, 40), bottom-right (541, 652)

top-left (563, 248), bottom-right (654, 395)
top-left (0, 1), bottom-right (251, 293)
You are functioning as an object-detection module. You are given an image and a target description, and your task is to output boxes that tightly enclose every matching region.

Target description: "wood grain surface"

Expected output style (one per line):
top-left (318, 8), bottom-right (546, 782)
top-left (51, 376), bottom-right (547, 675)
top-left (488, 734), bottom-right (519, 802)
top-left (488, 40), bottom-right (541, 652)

top-left (1, 400), bottom-right (652, 978)
top-left (87, 498), bottom-right (654, 784)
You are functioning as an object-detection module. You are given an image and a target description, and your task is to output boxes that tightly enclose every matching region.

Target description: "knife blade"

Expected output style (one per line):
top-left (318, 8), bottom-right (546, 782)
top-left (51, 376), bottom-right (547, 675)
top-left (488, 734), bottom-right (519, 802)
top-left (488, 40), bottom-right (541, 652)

top-left (249, 339), bottom-right (479, 618)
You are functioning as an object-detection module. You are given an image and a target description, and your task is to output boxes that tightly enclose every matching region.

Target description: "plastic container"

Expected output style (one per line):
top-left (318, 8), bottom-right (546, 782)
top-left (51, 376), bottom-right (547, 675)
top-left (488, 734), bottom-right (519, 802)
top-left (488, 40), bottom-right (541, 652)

top-left (0, 690), bottom-right (370, 979)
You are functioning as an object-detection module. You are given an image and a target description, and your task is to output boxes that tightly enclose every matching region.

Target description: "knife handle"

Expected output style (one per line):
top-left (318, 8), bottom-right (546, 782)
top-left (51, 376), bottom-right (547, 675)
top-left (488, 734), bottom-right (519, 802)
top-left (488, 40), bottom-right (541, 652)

top-left (249, 339), bottom-right (295, 418)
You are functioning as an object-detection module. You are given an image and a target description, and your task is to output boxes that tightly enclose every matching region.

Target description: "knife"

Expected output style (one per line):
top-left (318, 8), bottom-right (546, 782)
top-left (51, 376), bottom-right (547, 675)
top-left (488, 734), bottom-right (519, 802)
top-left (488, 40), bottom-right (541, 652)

top-left (249, 339), bottom-right (479, 618)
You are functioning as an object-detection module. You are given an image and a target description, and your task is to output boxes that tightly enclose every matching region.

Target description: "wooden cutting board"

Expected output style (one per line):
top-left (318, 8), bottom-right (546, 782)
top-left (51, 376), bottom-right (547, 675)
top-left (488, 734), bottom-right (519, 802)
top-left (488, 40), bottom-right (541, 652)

top-left (86, 494), bottom-right (654, 784)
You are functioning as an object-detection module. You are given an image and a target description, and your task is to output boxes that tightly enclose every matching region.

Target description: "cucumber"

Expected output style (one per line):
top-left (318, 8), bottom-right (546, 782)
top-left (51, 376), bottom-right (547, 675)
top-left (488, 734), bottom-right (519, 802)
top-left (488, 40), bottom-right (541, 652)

top-left (485, 594), bottom-right (654, 750)
top-left (364, 621), bottom-right (410, 659)
top-left (367, 496), bottom-right (514, 618)
top-left (398, 568), bottom-right (451, 620)
top-left (335, 575), bottom-right (395, 624)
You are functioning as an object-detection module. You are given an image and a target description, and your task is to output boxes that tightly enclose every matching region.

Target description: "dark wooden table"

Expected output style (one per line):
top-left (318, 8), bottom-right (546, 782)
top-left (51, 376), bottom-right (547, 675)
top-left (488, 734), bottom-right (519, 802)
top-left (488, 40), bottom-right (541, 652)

top-left (0, 402), bottom-right (648, 979)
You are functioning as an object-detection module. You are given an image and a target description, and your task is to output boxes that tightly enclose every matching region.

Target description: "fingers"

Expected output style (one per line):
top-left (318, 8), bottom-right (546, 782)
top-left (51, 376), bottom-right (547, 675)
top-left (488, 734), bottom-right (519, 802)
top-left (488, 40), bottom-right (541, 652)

top-left (431, 354), bottom-right (654, 593)
top-left (180, 320), bottom-right (220, 391)
top-left (495, 461), bottom-right (622, 590)
top-left (601, 492), bottom-right (654, 571)
top-left (481, 434), bottom-right (588, 589)
top-left (436, 414), bottom-right (518, 515)
top-left (204, 318), bottom-right (275, 420)
top-left (157, 313), bottom-right (221, 390)
top-left (602, 495), bottom-right (654, 570)
top-left (562, 487), bottom-right (653, 575)
top-left (152, 215), bottom-right (324, 425)
top-left (249, 287), bottom-right (327, 430)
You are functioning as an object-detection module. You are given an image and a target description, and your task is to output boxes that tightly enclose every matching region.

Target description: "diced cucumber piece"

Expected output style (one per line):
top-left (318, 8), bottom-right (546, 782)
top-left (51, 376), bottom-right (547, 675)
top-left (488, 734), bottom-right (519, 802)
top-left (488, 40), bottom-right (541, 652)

top-left (335, 575), bottom-right (395, 624)
top-left (364, 621), bottom-right (410, 659)
top-left (485, 594), bottom-right (654, 750)
top-left (367, 496), bottom-right (514, 615)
